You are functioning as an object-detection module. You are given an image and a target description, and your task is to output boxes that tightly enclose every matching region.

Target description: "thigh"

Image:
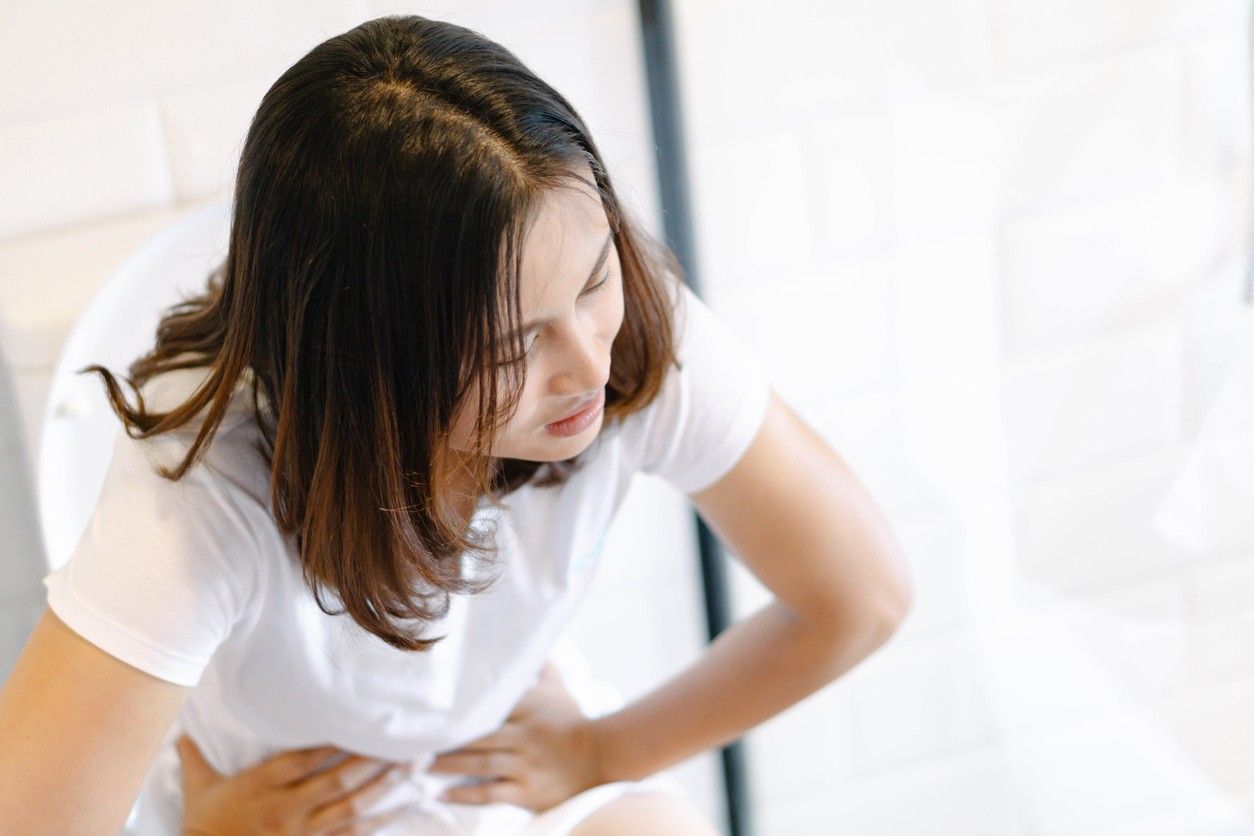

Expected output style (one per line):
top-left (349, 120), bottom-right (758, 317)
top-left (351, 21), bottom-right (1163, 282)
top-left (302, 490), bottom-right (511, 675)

top-left (567, 790), bottom-right (720, 836)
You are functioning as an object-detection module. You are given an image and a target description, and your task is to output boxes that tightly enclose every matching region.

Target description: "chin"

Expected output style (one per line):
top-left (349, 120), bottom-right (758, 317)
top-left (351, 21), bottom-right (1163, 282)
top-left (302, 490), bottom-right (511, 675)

top-left (512, 429), bottom-right (600, 461)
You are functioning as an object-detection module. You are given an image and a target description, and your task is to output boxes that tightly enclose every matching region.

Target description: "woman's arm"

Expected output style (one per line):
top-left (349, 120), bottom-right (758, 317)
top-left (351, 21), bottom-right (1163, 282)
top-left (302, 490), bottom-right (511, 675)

top-left (0, 606), bottom-right (191, 834)
top-left (591, 390), bottom-right (914, 783)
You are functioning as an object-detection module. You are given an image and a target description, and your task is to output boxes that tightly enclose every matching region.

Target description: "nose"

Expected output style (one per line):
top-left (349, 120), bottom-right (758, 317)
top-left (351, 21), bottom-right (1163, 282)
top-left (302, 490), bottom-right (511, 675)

top-left (551, 322), bottom-right (610, 397)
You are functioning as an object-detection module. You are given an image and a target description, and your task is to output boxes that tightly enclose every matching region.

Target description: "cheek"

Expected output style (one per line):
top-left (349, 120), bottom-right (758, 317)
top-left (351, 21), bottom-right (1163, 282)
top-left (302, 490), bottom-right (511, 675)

top-left (449, 371), bottom-right (537, 451)
top-left (607, 275), bottom-right (626, 330)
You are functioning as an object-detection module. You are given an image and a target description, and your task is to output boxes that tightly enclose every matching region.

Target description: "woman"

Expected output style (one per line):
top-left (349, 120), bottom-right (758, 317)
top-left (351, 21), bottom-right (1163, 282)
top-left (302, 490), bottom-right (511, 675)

top-left (0, 13), bottom-right (913, 835)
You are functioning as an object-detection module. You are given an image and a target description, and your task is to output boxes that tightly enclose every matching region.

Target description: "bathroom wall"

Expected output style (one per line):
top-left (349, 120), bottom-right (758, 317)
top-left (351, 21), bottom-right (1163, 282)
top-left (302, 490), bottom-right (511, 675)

top-left (2, 2), bottom-right (1252, 834)
top-left (665, 0), bottom-right (1254, 833)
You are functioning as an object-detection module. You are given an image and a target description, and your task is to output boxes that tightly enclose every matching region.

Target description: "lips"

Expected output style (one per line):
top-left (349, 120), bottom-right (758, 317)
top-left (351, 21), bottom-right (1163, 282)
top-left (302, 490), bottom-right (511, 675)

top-left (548, 391), bottom-right (602, 426)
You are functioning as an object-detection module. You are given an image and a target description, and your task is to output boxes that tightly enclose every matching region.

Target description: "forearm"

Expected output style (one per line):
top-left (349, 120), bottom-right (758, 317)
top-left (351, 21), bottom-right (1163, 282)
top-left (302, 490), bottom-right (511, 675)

top-left (589, 599), bottom-right (899, 784)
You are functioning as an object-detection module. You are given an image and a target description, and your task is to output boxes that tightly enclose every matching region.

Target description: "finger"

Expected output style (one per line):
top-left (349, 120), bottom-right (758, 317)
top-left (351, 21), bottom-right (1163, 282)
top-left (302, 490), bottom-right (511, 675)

top-left (304, 761), bottom-right (412, 833)
top-left (427, 749), bottom-right (520, 779)
top-left (252, 744), bottom-right (345, 786)
top-left (542, 661), bottom-right (569, 690)
top-left (438, 727), bottom-right (515, 753)
top-left (322, 801), bottom-right (421, 836)
top-left (294, 754), bottom-right (404, 810)
top-left (175, 734), bottom-right (220, 788)
top-left (439, 777), bottom-right (525, 807)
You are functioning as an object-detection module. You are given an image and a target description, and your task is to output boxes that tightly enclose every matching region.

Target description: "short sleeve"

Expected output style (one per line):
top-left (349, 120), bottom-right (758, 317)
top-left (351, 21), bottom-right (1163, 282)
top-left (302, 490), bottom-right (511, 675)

top-left (42, 428), bottom-right (263, 687)
top-left (634, 282), bottom-right (772, 494)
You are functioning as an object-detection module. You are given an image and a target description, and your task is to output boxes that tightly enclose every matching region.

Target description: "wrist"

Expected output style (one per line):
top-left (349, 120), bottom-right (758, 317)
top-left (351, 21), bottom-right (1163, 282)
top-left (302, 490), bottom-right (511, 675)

top-left (586, 711), bottom-right (641, 785)
top-left (583, 715), bottom-right (610, 789)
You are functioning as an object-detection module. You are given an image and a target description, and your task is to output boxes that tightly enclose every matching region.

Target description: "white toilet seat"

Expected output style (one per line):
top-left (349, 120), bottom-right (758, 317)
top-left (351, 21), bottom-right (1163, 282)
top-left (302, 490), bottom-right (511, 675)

top-left (37, 200), bottom-right (233, 573)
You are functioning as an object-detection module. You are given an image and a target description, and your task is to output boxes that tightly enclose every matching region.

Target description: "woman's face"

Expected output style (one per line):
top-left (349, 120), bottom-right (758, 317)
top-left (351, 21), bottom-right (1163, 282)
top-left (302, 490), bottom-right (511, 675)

top-left (448, 173), bottom-right (625, 463)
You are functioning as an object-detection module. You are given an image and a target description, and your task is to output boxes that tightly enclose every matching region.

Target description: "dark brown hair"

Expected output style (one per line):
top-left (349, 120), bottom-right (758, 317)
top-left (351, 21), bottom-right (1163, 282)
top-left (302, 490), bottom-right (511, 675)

top-left (80, 14), bottom-right (686, 651)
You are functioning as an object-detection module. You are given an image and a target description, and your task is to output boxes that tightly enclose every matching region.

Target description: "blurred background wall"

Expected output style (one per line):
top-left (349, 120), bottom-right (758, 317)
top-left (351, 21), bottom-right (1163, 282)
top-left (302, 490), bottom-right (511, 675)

top-left (1, 2), bottom-right (1252, 834)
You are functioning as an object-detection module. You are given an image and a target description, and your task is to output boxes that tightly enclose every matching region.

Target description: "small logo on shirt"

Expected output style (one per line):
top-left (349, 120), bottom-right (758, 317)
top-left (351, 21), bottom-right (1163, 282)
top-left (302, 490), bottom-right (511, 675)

top-left (568, 527), bottom-right (608, 578)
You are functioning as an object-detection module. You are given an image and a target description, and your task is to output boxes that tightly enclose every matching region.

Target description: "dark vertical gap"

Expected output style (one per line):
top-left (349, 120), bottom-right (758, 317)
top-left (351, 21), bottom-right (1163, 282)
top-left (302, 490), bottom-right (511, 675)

top-left (636, 2), bottom-right (754, 834)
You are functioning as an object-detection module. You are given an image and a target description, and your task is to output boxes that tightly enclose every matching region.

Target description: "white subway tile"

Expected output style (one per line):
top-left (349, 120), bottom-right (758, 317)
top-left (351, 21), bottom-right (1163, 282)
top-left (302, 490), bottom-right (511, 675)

top-left (1002, 176), bottom-right (1239, 354)
top-left (744, 681), bottom-right (860, 809)
top-left (0, 3), bottom-right (358, 127)
top-left (688, 131), bottom-right (813, 287)
top-left (0, 204), bottom-right (200, 370)
top-left (1183, 551), bottom-right (1254, 685)
top-left (1179, 248), bottom-right (1254, 441)
top-left (159, 77), bottom-right (271, 203)
top-left (804, 113), bottom-right (894, 258)
top-left (1015, 446), bottom-right (1211, 593)
top-left (1189, 553), bottom-right (1254, 624)
top-left (1083, 574), bottom-right (1189, 622)
top-left (748, 260), bottom-right (894, 406)
top-left (673, 2), bottom-right (891, 144)
top-left (0, 103), bottom-right (174, 242)
top-left (756, 742), bottom-right (1029, 836)
top-left (989, 45), bottom-right (1180, 217)
top-left (846, 629), bottom-right (998, 773)
top-left (1159, 678), bottom-right (1254, 797)
top-left (675, 0), bottom-right (989, 149)
top-left (892, 91), bottom-right (1004, 240)
top-left (890, 512), bottom-right (970, 640)
top-left (1187, 618), bottom-right (1254, 687)
top-left (1074, 576), bottom-right (1191, 700)
top-left (1014, 706), bottom-right (1249, 835)
top-left (878, 0), bottom-right (992, 97)
top-left (1001, 319), bottom-right (1182, 484)
top-left (892, 233), bottom-right (1006, 489)
top-left (991, 0), bottom-right (1217, 70)
top-left (1177, 17), bottom-right (1253, 176)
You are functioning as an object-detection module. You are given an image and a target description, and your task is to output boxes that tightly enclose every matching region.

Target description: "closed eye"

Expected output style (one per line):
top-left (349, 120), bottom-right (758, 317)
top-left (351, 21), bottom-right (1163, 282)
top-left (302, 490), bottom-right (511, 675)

top-left (584, 270), bottom-right (611, 295)
top-left (497, 269), bottom-right (612, 366)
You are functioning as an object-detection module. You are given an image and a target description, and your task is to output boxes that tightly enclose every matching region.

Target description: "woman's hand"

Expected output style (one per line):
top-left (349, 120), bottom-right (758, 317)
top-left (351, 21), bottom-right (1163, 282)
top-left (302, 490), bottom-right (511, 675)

top-left (424, 659), bottom-right (603, 814)
top-left (177, 734), bottom-right (415, 835)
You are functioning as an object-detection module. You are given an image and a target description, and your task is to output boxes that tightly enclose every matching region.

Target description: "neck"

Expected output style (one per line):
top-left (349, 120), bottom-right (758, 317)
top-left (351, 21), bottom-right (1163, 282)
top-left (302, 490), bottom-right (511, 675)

top-left (444, 452), bottom-right (497, 520)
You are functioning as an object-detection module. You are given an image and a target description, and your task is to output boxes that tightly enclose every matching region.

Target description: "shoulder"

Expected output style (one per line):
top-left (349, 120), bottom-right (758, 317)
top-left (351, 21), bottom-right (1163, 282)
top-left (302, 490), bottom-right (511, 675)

top-left (616, 283), bottom-right (771, 496)
top-left (88, 365), bottom-right (280, 591)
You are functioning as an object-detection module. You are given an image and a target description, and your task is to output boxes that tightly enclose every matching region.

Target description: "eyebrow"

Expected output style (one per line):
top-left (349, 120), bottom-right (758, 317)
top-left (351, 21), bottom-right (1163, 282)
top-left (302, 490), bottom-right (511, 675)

top-left (505, 229), bottom-right (614, 340)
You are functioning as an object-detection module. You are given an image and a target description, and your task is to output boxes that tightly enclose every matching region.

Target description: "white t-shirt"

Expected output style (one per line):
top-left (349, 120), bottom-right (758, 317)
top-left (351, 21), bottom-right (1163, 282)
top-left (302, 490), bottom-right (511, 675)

top-left (43, 282), bottom-right (771, 834)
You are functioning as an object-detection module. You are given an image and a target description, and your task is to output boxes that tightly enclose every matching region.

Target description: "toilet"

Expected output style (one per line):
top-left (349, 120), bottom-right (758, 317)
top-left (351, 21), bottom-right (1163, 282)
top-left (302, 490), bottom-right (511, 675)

top-left (37, 200), bottom-right (233, 574)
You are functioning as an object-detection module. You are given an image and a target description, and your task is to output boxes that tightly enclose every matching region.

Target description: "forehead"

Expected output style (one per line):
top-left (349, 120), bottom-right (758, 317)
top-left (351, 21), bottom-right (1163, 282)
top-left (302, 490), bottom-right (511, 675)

top-left (515, 178), bottom-right (612, 294)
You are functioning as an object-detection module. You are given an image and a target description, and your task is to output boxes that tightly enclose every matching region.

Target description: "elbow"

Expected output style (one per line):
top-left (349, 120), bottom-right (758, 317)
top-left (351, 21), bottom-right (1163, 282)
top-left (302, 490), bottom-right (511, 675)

top-left (808, 580), bottom-right (914, 643)
top-left (879, 585), bottom-right (913, 638)
top-left (859, 577), bottom-right (915, 643)
top-left (878, 561), bottom-right (915, 628)
top-left (874, 544), bottom-right (915, 633)
top-left (887, 575), bottom-right (915, 626)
